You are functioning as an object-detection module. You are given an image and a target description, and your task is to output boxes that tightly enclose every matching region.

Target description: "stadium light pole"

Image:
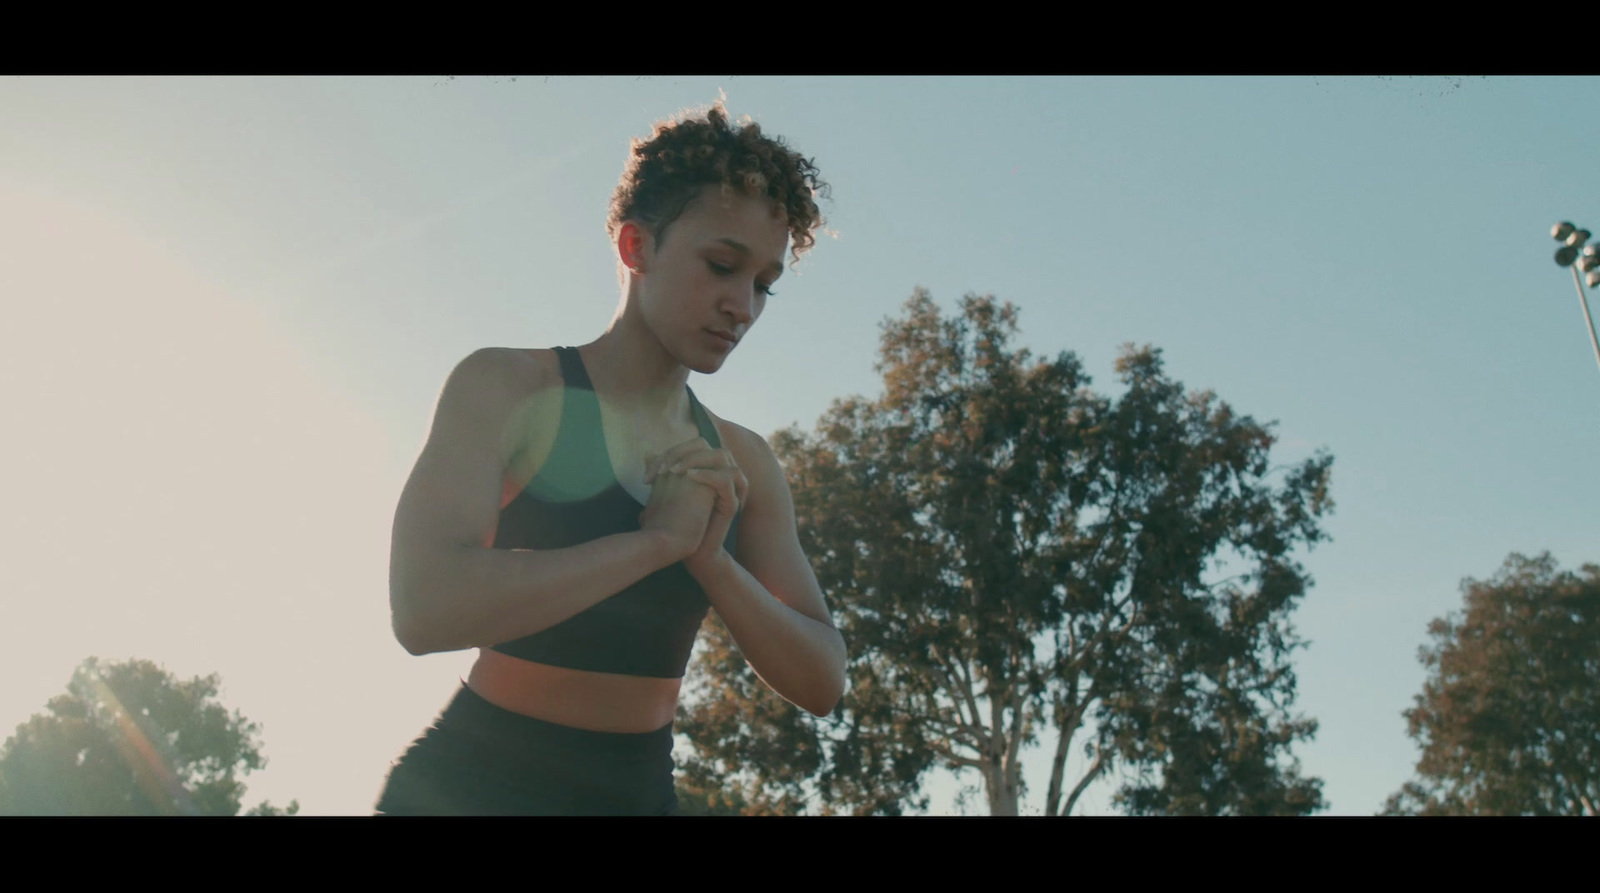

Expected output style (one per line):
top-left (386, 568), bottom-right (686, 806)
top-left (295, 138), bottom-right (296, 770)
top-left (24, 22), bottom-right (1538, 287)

top-left (1550, 221), bottom-right (1600, 382)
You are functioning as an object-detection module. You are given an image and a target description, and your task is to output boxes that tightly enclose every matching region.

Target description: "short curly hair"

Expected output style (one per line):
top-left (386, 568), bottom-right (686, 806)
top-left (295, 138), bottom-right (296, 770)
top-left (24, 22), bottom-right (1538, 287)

top-left (607, 101), bottom-right (829, 266)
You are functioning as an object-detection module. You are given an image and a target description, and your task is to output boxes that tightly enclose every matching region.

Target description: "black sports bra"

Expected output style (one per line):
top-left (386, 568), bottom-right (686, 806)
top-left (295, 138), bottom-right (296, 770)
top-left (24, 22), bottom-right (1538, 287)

top-left (489, 346), bottom-right (737, 678)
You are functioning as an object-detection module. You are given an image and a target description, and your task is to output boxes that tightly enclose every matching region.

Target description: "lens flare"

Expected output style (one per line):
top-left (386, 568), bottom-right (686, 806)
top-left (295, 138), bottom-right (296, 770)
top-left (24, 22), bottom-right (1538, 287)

top-left (71, 668), bottom-right (199, 816)
top-left (508, 386), bottom-right (618, 505)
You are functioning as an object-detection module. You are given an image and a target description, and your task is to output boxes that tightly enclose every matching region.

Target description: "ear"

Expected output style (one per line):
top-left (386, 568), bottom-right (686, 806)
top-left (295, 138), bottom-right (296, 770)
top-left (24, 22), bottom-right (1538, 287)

top-left (617, 220), bottom-right (651, 274)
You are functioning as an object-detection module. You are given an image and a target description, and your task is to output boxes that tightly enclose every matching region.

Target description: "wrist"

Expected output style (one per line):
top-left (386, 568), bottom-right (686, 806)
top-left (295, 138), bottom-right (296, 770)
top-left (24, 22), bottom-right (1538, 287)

top-left (638, 529), bottom-right (688, 570)
top-left (684, 547), bottom-right (734, 584)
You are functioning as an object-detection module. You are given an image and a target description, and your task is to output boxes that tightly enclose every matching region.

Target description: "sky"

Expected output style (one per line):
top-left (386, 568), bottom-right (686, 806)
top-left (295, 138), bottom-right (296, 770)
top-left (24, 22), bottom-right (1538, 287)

top-left (1, 75), bottom-right (1596, 815)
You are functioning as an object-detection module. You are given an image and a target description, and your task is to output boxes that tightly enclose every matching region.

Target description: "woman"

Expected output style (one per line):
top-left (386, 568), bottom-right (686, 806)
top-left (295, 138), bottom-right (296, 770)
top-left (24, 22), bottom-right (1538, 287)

top-left (375, 103), bottom-right (847, 815)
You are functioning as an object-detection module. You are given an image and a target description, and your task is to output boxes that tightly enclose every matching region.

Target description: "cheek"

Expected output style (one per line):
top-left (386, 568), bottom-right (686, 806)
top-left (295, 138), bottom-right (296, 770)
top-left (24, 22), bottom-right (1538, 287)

top-left (687, 265), bottom-right (718, 296)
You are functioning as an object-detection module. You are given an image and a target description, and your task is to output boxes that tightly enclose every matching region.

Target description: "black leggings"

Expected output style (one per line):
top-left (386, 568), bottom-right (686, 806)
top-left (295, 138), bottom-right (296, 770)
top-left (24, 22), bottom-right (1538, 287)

top-left (374, 684), bottom-right (679, 816)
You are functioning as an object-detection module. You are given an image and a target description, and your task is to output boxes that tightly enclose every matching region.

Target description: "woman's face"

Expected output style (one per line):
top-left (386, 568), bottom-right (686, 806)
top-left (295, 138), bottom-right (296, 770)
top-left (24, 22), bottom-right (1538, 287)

top-left (629, 187), bottom-right (790, 374)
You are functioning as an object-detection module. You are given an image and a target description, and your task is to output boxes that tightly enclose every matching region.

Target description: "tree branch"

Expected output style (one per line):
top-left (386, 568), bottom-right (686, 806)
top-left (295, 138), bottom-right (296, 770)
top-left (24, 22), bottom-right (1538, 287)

top-left (952, 654), bottom-right (985, 738)
top-left (1063, 585), bottom-right (1144, 680)
top-left (1045, 693), bottom-right (1082, 816)
top-left (989, 672), bottom-right (1006, 764)
top-left (927, 645), bottom-right (974, 729)
top-left (930, 740), bottom-right (990, 773)
top-left (1062, 749), bottom-right (1109, 817)
top-left (921, 712), bottom-right (990, 755)
top-left (1003, 675), bottom-right (1031, 780)
top-left (1079, 474), bottom-right (1129, 579)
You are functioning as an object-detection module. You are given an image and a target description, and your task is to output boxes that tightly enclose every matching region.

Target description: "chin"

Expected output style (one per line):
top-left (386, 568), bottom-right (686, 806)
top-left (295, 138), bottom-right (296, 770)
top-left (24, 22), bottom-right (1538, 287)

top-left (689, 355), bottom-right (728, 375)
top-left (678, 340), bottom-right (732, 375)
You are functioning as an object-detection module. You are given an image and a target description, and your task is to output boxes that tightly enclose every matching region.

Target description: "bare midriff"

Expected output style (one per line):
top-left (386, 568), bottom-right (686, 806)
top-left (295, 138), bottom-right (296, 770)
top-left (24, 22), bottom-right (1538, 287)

top-left (466, 648), bottom-right (682, 734)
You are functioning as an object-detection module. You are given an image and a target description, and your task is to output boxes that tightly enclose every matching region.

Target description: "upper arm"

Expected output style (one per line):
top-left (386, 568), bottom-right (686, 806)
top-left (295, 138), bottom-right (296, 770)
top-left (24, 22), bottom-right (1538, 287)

top-left (390, 348), bottom-right (539, 624)
top-left (726, 423), bottom-right (835, 629)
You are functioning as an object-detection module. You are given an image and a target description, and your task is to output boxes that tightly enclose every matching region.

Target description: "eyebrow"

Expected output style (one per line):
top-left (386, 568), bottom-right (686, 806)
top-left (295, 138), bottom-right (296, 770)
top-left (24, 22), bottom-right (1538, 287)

top-left (714, 238), bottom-right (785, 275)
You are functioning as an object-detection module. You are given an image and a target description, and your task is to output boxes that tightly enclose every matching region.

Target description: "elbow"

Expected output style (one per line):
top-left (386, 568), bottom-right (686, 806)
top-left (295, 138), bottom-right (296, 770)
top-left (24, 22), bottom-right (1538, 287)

top-left (391, 544), bottom-right (483, 656)
top-left (803, 685), bottom-right (844, 718)
top-left (395, 616), bottom-right (468, 657)
top-left (771, 659), bottom-right (844, 717)
top-left (390, 577), bottom-right (456, 656)
top-left (390, 577), bottom-right (424, 654)
top-left (803, 663), bottom-right (848, 718)
top-left (396, 628), bottom-right (435, 657)
top-left (811, 631), bottom-right (847, 716)
top-left (392, 610), bottom-right (439, 656)
top-left (805, 697), bottom-right (841, 718)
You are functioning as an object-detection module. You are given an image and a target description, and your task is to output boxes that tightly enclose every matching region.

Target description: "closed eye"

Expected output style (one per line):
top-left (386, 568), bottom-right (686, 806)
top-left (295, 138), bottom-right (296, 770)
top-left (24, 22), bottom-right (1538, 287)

top-left (709, 260), bottom-right (777, 297)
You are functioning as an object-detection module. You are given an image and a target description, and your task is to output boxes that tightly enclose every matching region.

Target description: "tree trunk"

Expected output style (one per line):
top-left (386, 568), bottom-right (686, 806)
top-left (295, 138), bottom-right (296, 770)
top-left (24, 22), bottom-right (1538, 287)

top-left (984, 756), bottom-right (1022, 815)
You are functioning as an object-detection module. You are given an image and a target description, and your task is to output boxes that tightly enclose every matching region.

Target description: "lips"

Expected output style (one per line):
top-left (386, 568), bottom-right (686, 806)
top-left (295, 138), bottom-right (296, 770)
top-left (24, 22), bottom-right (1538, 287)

top-left (708, 329), bottom-right (739, 346)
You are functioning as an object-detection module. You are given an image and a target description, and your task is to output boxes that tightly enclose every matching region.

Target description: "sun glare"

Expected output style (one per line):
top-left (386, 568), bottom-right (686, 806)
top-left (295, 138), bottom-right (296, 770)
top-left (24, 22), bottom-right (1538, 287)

top-left (0, 179), bottom-right (410, 812)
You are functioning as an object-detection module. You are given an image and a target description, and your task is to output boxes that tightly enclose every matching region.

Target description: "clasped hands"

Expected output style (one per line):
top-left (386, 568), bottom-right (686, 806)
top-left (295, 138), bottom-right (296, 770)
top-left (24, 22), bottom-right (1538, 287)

top-left (637, 436), bottom-right (747, 576)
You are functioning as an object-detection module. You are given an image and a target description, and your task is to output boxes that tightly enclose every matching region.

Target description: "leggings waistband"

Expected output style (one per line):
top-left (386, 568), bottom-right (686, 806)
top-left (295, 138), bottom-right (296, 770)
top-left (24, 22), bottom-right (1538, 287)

top-left (439, 683), bottom-right (675, 762)
top-left (377, 684), bottom-right (678, 815)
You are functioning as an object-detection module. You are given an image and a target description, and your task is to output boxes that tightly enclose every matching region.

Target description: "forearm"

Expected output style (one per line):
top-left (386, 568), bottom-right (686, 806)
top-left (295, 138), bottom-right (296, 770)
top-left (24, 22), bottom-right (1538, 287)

top-left (393, 530), bottom-right (676, 655)
top-left (693, 556), bottom-right (847, 716)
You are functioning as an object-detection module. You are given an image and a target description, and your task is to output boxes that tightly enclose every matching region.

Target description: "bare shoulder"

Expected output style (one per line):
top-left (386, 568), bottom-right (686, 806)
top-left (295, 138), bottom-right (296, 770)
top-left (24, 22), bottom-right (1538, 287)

top-left (430, 347), bottom-right (563, 463)
top-left (699, 405), bottom-right (792, 515)
top-left (700, 406), bottom-right (779, 472)
top-left (445, 346), bottom-right (558, 399)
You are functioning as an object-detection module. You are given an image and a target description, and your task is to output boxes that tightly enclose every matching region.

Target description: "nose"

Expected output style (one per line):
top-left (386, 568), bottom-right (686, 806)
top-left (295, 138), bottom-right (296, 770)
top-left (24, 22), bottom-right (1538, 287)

top-left (720, 283), bottom-right (757, 329)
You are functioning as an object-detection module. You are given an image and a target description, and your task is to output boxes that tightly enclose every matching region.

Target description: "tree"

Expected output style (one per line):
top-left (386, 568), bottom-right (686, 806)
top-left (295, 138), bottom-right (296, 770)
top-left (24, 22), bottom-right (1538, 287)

top-left (0, 657), bottom-right (298, 816)
top-left (1385, 553), bottom-right (1600, 816)
top-left (673, 765), bottom-right (765, 816)
top-left (678, 289), bottom-right (1333, 815)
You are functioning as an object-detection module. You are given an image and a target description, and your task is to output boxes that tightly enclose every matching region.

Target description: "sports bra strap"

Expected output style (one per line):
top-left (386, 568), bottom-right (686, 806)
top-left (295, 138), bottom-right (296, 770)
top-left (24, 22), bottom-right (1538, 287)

top-left (556, 345), bottom-right (721, 449)
top-left (686, 388), bottom-right (721, 449)
top-left (553, 345), bottom-right (594, 392)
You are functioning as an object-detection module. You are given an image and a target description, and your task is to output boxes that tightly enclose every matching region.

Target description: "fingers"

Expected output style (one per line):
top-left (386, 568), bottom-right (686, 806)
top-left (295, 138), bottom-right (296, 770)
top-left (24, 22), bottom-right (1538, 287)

top-left (645, 437), bottom-right (711, 483)
top-left (669, 448), bottom-right (734, 475)
top-left (685, 464), bottom-right (748, 516)
top-left (663, 437), bottom-right (710, 467)
top-left (647, 443), bottom-right (738, 483)
top-left (684, 468), bottom-right (735, 515)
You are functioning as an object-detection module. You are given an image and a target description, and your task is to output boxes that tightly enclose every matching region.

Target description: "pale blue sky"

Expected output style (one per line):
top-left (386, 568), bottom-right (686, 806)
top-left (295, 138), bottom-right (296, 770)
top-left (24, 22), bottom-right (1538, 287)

top-left (2, 76), bottom-right (1596, 815)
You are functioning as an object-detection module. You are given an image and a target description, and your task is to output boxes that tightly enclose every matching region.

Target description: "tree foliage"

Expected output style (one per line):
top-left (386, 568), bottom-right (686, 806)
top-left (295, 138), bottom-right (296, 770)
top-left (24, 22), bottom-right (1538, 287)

top-left (678, 290), bottom-right (1333, 815)
top-left (1385, 553), bottom-right (1600, 816)
top-left (0, 657), bottom-right (298, 816)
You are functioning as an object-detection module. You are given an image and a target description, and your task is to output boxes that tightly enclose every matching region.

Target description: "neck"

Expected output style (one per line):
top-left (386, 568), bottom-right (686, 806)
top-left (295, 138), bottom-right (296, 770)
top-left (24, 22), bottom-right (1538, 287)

top-left (581, 299), bottom-right (692, 423)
